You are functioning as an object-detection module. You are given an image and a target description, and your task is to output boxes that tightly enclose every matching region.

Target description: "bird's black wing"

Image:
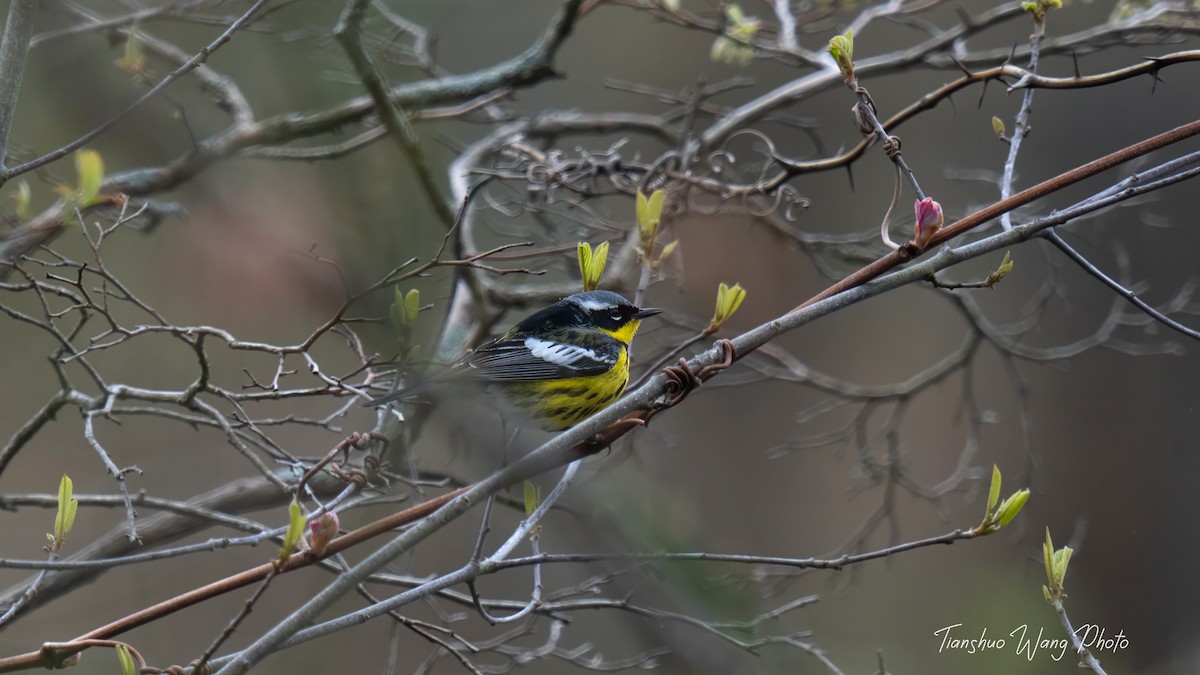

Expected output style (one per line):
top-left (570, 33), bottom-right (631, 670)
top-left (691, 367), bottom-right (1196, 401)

top-left (468, 336), bottom-right (620, 382)
top-left (366, 335), bottom-right (620, 407)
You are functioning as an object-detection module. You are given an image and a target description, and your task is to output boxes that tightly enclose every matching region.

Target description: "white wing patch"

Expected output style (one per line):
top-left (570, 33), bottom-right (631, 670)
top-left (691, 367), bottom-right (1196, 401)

top-left (524, 337), bottom-right (613, 369)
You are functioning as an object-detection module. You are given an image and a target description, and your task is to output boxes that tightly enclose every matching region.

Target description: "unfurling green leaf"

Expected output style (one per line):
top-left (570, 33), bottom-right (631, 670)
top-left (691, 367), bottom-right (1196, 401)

top-left (992, 116), bottom-right (1007, 138)
top-left (1022, 0), bottom-right (1062, 21)
top-left (75, 150), bottom-right (104, 207)
top-left (827, 31), bottom-right (853, 62)
top-left (523, 481), bottom-right (541, 518)
top-left (12, 181), bottom-right (31, 220)
top-left (577, 241), bottom-right (610, 292)
top-left (403, 288), bottom-right (420, 323)
top-left (115, 644), bottom-right (136, 675)
top-left (280, 500), bottom-right (305, 564)
top-left (1052, 545), bottom-right (1073, 588)
top-left (985, 251), bottom-right (1015, 287)
top-left (725, 4), bottom-right (760, 38)
top-left (636, 189), bottom-right (666, 246)
top-left (827, 30), bottom-right (855, 83)
top-left (994, 488), bottom-right (1029, 527)
top-left (710, 6), bottom-right (759, 66)
top-left (390, 288), bottom-right (405, 331)
top-left (986, 465), bottom-right (1002, 517)
top-left (708, 282), bottom-right (747, 333)
top-left (49, 474), bottom-right (78, 552)
top-left (656, 239), bottom-right (680, 267)
top-left (1041, 527), bottom-right (1072, 603)
top-left (391, 287), bottom-right (421, 333)
top-left (578, 243), bottom-right (591, 276)
top-left (977, 465), bottom-right (1027, 534)
top-left (1043, 529), bottom-right (1056, 588)
top-left (711, 36), bottom-right (755, 67)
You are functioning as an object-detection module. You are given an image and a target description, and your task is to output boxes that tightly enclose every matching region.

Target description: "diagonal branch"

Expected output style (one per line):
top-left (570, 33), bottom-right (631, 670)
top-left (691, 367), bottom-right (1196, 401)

top-left (335, 0), bottom-right (454, 226)
top-left (1043, 230), bottom-right (1200, 342)
top-left (0, 0), bottom-right (40, 171)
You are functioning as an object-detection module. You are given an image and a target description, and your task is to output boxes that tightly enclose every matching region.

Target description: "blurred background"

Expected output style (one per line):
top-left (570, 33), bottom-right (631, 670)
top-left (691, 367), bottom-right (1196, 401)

top-left (1, 0), bottom-right (1198, 673)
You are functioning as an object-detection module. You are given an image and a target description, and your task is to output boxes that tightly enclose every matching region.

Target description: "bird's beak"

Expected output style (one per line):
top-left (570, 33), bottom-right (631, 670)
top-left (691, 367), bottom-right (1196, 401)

top-left (633, 307), bottom-right (663, 319)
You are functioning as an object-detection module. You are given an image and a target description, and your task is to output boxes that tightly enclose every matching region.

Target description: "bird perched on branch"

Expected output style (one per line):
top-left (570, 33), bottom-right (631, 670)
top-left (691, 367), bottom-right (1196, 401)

top-left (368, 290), bottom-right (661, 430)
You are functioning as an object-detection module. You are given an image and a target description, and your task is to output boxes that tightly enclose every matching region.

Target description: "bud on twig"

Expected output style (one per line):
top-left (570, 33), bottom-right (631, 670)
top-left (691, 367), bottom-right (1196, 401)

top-left (308, 511), bottom-right (340, 558)
top-left (636, 189), bottom-right (666, 251)
top-left (391, 287), bottom-right (420, 330)
top-left (710, 5), bottom-right (759, 66)
top-left (577, 241), bottom-right (610, 291)
top-left (984, 251), bottom-right (1015, 287)
top-left (913, 197), bottom-right (944, 249)
top-left (975, 465), bottom-right (1029, 534)
top-left (708, 282), bottom-right (746, 333)
top-left (46, 475), bottom-right (78, 555)
top-left (279, 500), bottom-right (305, 566)
top-left (1021, 0), bottom-right (1062, 22)
top-left (1042, 528), bottom-right (1073, 603)
top-left (827, 30), bottom-right (855, 84)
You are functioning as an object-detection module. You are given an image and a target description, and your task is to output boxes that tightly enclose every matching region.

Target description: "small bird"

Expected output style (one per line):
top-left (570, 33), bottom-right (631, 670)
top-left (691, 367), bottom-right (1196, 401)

top-left (368, 290), bottom-right (662, 430)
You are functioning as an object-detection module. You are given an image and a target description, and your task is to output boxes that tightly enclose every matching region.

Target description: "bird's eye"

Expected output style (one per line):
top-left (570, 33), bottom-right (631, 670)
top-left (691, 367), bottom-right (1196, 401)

top-left (609, 310), bottom-right (623, 322)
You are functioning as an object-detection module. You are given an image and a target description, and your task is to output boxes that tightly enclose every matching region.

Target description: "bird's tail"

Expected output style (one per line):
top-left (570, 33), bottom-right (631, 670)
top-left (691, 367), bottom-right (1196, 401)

top-left (364, 379), bottom-right (435, 407)
top-left (364, 364), bottom-right (465, 407)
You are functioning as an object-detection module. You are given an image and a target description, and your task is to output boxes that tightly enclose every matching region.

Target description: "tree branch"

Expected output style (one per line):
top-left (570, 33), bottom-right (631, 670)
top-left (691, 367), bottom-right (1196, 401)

top-left (0, 0), bottom-right (40, 170)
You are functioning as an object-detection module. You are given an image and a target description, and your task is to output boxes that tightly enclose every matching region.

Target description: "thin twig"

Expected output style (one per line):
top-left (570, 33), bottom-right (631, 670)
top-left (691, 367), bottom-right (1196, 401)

top-left (1000, 14), bottom-right (1045, 231)
top-left (1043, 230), bottom-right (1199, 342)
top-left (335, 0), bottom-right (455, 226)
top-left (1051, 599), bottom-right (1109, 674)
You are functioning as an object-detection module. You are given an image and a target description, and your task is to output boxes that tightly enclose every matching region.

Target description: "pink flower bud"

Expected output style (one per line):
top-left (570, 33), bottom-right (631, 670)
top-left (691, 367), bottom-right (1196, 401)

top-left (308, 511), bottom-right (340, 557)
top-left (913, 198), bottom-right (944, 248)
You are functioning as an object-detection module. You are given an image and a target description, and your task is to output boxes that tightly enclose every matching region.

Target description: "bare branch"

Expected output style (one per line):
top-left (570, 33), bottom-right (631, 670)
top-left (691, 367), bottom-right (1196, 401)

top-left (0, 0), bottom-right (40, 170)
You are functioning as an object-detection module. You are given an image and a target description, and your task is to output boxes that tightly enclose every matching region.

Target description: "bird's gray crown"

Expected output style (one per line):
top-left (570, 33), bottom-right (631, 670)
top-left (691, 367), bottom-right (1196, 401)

top-left (566, 290), bottom-right (630, 312)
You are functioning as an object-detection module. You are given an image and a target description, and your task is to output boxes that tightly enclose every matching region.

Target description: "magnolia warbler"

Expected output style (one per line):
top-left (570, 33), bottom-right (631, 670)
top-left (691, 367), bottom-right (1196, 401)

top-left (368, 290), bottom-right (661, 430)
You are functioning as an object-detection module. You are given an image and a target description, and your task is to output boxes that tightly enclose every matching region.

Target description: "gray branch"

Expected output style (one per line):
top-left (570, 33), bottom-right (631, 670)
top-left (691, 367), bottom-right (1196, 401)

top-left (0, 0), bottom-right (39, 170)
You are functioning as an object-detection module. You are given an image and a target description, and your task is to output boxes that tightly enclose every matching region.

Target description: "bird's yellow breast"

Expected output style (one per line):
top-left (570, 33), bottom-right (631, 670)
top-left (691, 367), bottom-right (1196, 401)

top-left (502, 344), bottom-right (630, 431)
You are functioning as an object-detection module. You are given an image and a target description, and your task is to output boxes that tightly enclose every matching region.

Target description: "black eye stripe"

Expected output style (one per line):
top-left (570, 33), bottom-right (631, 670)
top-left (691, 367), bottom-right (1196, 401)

top-left (591, 308), bottom-right (628, 326)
